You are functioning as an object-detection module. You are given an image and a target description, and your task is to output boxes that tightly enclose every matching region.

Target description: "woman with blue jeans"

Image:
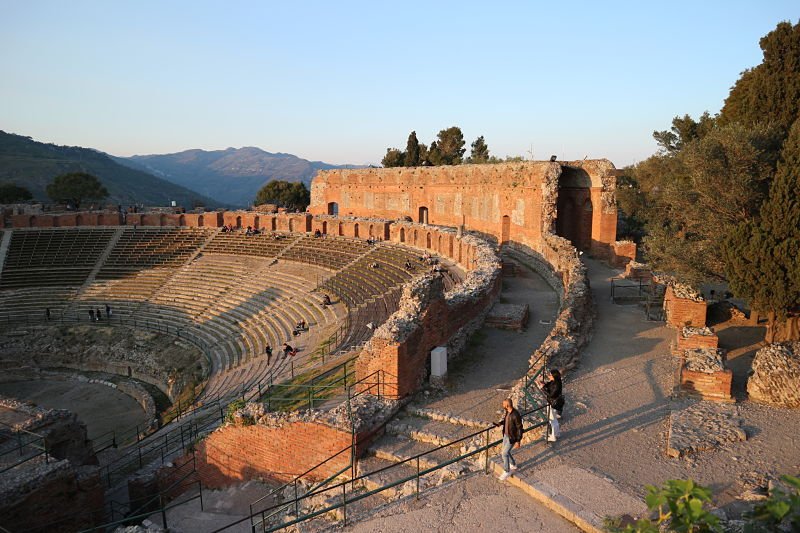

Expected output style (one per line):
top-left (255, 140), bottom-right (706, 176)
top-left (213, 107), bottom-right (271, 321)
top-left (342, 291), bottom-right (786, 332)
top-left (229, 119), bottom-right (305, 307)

top-left (495, 398), bottom-right (523, 481)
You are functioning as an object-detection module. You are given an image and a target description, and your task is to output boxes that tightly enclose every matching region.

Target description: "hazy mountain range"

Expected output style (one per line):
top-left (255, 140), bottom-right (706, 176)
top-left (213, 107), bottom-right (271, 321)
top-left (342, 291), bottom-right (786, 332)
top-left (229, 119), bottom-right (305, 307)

top-left (119, 147), bottom-right (363, 206)
top-left (0, 131), bottom-right (364, 208)
top-left (0, 131), bottom-right (218, 208)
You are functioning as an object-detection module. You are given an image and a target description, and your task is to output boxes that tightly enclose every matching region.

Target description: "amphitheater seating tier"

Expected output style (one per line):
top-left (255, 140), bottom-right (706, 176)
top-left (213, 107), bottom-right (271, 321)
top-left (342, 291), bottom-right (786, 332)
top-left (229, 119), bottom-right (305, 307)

top-left (97, 227), bottom-right (211, 279)
top-left (0, 228), bottom-right (441, 400)
top-left (0, 228), bottom-right (116, 289)
top-left (202, 232), bottom-right (299, 258)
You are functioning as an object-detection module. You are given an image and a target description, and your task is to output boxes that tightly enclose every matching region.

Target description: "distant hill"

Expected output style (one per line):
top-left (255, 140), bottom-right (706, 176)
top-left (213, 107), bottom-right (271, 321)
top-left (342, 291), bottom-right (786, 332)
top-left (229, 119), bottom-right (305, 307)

top-left (120, 147), bottom-right (363, 207)
top-left (0, 131), bottom-right (219, 208)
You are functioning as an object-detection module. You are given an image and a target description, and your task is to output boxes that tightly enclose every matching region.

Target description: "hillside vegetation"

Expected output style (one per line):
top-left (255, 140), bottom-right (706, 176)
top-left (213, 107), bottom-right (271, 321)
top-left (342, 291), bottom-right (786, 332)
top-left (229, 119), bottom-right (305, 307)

top-left (0, 131), bottom-right (218, 208)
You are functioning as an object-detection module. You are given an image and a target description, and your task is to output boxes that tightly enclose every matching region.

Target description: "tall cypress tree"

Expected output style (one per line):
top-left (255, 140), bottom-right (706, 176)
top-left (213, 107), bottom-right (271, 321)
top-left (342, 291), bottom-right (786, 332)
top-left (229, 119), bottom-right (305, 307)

top-left (404, 131), bottom-right (421, 167)
top-left (723, 118), bottom-right (800, 341)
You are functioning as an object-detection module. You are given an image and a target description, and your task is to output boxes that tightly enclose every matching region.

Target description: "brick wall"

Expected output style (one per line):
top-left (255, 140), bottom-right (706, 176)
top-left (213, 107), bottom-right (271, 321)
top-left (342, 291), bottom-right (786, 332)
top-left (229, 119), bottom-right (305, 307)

top-left (664, 286), bottom-right (707, 328)
top-left (309, 160), bottom-right (619, 259)
top-left (191, 421), bottom-right (355, 488)
top-left (676, 331), bottom-right (719, 351)
top-left (680, 367), bottom-right (733, 401)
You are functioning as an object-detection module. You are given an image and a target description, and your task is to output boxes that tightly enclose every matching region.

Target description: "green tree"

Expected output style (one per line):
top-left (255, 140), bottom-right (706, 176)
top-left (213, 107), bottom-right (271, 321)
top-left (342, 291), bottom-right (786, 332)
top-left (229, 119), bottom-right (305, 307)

top-left (381, 148), bottom-right (405, 168)
top-left (254, 180), bottom-right (310, 211)
top-left (435, 126), bottom-right (466, 165)
top-left (426, 141), bottom-right (443, 166)
top-left (0, 182), bottom-right (33, 203)
top-left (637, 123), bottom-right (781, 284)
top-left (720, 20), bottom-right (800, 135)
top-left (404, 131), bottom-right (421, 167)
top-left (722, 118), bottom-right (800, 341)
top-left (46, 172), bottom-right (108, 208)
top-left (468, 136), bottom-right (490, 163)
top-left (653, 113), bottom-right (716, 155)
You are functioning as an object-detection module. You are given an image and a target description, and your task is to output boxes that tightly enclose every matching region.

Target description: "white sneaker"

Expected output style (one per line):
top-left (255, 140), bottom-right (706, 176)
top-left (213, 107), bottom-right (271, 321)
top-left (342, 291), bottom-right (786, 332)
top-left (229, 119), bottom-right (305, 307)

top-left (498, 471), bottom-right (510, 481)
top-left (547, 435), bottom-right (557, 442)
top-left (510, 464), bottom-right (518, 471)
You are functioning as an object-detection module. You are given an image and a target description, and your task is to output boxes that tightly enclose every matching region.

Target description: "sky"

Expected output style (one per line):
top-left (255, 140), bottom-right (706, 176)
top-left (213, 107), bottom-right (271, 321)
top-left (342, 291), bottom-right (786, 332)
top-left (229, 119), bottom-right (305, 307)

top-left (1, 1), bottom-right (797, 167)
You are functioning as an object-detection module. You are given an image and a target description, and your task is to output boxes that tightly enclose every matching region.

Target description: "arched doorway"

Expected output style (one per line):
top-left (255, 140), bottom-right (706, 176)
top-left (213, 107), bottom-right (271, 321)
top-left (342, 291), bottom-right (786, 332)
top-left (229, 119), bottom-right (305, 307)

top-left (235, 216), bottom-right (242, 229)
top-left (556, 167), bottom-right (593, 252)
top-left (400, 227), bottom-right (406, 243)
top-left (354, 223), bottom-right (359, 238)
top-left (76, 214), bottom-right (83, 226)
top-left (197, 215), bottom-right (204, 227)
top-left (160, 214), bottom-right (168, 226)
top-left (338, 223), bottom-right (344, 236)
top-left (426, 233), bottom-right (432, 249)
top-left (327, 202), bottom-right (339, 216)
top-left (322, 221), bottom-right (328, 234)
top-left (418, 206), bottom-right (429, 224)
top-left (289, 218), bottom-right (294, 232)
top-left (178, 215), bottom-right (186, 226)
top-left (253, 216), bottom-right (260, 229)
top-left (501, 215), bottom-right (511, 244)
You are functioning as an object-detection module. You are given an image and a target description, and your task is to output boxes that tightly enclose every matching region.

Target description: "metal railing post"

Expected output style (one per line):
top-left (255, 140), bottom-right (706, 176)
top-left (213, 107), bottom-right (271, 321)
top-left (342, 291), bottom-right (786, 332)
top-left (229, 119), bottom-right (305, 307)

top-left (484, 429), bottom-right (490, 473)
top-left (415, 457), bottom-right (420, 498)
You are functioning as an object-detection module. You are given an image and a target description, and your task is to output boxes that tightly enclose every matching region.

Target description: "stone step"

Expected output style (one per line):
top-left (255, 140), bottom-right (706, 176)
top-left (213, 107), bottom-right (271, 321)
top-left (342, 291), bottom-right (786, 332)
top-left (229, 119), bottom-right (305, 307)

top-left (386, 414), bottom-right (481, 449)
top-left (404, 405), bottom-right (489, 428)
top-left (368, 435), bottom-right (461, 469)
top-left (356, 455), bottom-right (429, 498)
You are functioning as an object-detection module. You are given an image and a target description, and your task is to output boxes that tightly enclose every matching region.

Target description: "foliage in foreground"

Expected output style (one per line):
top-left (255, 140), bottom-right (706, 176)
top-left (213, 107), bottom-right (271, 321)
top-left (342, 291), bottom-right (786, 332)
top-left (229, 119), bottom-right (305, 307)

top-left (605, 476), bottom-right (800, 533)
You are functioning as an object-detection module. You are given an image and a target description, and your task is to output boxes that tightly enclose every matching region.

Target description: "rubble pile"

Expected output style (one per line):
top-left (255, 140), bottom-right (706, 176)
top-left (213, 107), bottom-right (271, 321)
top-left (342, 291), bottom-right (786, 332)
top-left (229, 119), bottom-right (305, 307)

top-left (747, 342), bottom-right (800, 408)
top-left (683, 348), bottom-right (727, 373)
top-left (681, 326), bottom-right (715, 338)
top-left (667, 401), bottom-right (746, 457)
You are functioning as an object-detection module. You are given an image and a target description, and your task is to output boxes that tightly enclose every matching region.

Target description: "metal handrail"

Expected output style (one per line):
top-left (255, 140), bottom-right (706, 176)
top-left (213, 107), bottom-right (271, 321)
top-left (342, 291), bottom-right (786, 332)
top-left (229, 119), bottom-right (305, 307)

top-left (214, 404), bottom-right (548, 533)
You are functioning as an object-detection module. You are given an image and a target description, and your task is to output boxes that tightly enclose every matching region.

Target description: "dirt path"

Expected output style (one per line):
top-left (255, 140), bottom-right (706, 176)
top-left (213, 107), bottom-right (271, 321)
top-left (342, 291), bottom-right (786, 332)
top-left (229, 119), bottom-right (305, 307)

top-left (513, 258), bottom-right (800, 515)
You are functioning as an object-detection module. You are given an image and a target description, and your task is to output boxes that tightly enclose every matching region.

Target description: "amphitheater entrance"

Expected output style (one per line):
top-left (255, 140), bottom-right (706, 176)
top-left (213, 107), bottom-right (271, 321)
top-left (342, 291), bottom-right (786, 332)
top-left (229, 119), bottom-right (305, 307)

top-left (327, 202), bottom-right (339, 216)
top-left (418, 206), bottom-right (429, 224)
top-left (556, 168), bottom-right (593, 252)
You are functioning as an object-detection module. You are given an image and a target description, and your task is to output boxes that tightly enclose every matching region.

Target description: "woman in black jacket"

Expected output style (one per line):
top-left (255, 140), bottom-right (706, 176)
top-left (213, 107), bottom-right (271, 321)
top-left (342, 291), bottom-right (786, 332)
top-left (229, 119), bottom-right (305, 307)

top-left (542, 369), bottom-right (564, 417)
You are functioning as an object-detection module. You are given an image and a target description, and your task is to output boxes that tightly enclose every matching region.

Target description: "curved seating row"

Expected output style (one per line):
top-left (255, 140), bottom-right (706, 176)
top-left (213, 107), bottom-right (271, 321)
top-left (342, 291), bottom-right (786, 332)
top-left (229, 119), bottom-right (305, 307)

top-left (0, 228), bottom-right (442, 401)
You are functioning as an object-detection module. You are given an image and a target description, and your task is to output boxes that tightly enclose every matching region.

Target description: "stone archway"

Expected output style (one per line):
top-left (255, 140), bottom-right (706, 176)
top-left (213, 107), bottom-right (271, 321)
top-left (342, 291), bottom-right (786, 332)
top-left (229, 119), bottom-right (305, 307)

top-left (400, 227), bottom-right (406, 243)
top-left (322, 221), bottom-right (328, 234)
top-left (236, 216), bottom-right (242, 229)
top-left (556, 167), bottom-right (592, 252)
top-left (354, 223), bottom-right (360, 238)
top-left (197, 215), bottom-right (204, 227)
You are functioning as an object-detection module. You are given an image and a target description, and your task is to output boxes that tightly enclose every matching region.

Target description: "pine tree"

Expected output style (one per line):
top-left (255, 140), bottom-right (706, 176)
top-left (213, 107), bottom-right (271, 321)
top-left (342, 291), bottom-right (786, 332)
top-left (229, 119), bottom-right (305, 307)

top-left (723, 118), bottom-right (800, 341)
top-left (381, 148), bottom-right (405, 168)
top-left (468, 136), bottom-right (490, 163)
top-left (404, 131), bottom-right (421, 167)
top-left (435, 127), bottom-right (465, 165)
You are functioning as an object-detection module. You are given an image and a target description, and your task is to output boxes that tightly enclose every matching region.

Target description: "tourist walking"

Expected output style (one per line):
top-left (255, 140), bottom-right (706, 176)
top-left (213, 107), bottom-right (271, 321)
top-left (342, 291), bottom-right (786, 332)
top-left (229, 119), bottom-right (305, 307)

top-left (105, 304), bottom-right (112, 319)
top-left (495, 398), bottom-right (523, 481)
top-left (265, 344), bottom-right (272, 364)
top-left (95, 307), bottom-right (102, 321)
top-left (88, 309), bottom-right (95, 322)
top-left (45, 308), bottom-right (51, 321)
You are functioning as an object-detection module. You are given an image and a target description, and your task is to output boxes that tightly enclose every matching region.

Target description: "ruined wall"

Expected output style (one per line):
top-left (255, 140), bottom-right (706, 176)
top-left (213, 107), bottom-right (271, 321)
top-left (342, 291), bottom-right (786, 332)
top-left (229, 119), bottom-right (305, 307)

top-left (183, 396), bottom-right (398, 488)
top-left (747, 342), bottom-right (800, 408)
top-left (355, 229), bottom-right (502, 399)
top-left (0, 461), bottom-right (105, 532)
top-left (309, 160), bottom-right (619, 259)
top-left (664, 284), bottom-right (708, 328)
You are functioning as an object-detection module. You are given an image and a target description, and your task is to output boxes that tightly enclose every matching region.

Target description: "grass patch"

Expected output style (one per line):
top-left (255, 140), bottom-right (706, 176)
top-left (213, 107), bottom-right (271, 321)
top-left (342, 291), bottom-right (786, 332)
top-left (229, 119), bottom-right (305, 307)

top-left (260, 357), bottom-right (355, 412)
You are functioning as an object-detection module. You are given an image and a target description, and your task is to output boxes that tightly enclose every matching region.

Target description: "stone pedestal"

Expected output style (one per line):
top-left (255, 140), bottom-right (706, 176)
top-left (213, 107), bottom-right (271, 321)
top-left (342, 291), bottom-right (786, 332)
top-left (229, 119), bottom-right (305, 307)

top-left (430, 346), bottom-right (447, 387)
